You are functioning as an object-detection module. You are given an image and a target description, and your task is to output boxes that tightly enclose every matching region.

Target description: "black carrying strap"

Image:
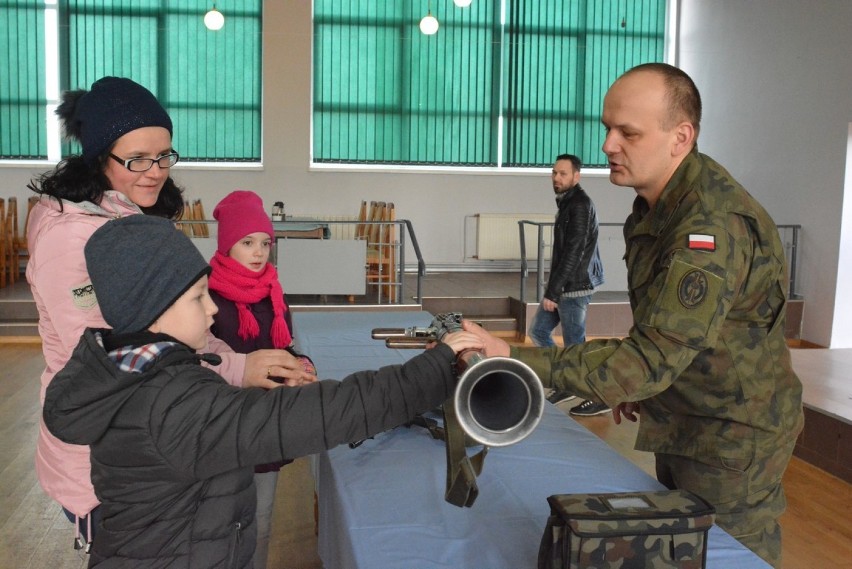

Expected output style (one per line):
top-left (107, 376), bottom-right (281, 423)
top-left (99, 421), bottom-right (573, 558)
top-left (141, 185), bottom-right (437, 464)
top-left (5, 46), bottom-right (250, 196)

top-left (406, 403), bottom-right (488, 507)
top-left (442, 398), bottom-right (488, 508)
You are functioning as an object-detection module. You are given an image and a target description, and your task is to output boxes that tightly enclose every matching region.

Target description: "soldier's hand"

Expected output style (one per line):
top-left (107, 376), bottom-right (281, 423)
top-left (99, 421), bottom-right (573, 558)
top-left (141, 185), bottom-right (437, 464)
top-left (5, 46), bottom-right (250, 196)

top-left (244, 349), bottom-right (316, 388)
top-left (461, 319), bottom-right (510, 357)
top-left (438, 331), bottom-right (484, 354)
top-left (613, 401), bottom-right (640, 425)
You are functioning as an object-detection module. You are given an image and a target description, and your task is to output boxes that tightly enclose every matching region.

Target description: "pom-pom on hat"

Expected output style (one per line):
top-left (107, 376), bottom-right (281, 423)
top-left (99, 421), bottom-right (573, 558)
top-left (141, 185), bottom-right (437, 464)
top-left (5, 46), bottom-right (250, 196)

top-left (85, 216), bottom-right (211, 335)
top-left (213, 190), bottom-right (274, 254)
top-left (56, 76), bottom-right (173, 166)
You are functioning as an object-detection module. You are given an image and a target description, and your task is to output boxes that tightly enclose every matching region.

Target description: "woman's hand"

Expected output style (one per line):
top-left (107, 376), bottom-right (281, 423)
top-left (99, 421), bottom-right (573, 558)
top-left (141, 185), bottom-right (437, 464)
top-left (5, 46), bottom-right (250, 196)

top-left (244, 349), bottom-right (316, 388)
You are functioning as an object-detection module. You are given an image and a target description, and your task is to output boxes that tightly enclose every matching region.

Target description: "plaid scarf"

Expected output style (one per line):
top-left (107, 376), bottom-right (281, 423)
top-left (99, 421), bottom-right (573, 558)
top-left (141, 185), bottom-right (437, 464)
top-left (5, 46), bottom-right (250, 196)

top-left (96, 332), bottom-right (178, 373)
top-left (208, 251), bottom-right (292, 349)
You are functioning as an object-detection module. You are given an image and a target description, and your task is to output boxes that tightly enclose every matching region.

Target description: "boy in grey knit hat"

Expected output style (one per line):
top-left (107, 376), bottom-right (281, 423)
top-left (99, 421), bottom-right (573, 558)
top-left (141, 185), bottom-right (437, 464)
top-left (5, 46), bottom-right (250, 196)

top-left (43, 215), bottom-right (482, 568)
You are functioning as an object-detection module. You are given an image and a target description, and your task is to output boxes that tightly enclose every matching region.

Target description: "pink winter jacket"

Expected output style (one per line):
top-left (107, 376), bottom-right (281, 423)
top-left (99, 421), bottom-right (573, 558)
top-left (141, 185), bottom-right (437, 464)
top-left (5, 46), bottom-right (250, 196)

top-left (26, 192), bottom-right (247, 517)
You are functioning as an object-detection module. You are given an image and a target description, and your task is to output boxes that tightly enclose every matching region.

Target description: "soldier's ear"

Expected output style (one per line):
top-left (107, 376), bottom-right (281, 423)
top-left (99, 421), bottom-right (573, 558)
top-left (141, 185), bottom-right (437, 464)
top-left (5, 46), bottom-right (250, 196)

top-left (671, 121), bottom-right (695, 157)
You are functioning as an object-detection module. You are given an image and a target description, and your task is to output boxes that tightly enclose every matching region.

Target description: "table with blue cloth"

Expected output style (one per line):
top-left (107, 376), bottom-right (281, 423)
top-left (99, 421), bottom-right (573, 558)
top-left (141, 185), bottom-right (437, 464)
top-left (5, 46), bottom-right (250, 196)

top-left (292, 310), bottom-right (771, 569)
top-left (271, 219), bottom-right (330, 239)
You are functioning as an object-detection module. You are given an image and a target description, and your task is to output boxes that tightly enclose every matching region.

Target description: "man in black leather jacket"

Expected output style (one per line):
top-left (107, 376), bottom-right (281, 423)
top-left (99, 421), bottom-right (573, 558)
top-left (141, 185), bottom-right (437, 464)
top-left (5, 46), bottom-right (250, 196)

top-left (528, 154), bottom-right (606, 416)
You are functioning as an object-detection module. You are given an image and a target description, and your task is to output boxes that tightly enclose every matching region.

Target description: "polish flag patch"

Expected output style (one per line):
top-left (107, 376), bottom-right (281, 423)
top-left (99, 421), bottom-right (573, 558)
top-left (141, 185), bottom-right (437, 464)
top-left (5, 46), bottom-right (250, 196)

top-left (688, 234), bottom-right (716, 251)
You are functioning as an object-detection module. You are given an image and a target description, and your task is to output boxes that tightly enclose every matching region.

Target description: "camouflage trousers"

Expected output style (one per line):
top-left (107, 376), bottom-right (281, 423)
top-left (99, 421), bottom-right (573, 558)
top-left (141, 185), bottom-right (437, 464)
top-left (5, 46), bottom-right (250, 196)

top-left (655, 441), bottom-right (796, 569)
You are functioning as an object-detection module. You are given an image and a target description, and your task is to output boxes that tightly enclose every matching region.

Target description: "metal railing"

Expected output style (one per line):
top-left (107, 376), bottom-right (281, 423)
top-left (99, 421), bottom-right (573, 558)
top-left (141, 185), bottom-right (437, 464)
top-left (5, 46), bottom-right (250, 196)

top-left (519, 220), bottom-right (802, 302)
top-left (297, 219), bottom-right (427, 304)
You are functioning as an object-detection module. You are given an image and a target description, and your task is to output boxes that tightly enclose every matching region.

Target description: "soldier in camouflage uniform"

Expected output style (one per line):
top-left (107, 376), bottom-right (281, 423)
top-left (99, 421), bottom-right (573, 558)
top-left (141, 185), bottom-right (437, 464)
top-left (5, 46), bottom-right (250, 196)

top-left (465, 63), bottom-right (803, 568)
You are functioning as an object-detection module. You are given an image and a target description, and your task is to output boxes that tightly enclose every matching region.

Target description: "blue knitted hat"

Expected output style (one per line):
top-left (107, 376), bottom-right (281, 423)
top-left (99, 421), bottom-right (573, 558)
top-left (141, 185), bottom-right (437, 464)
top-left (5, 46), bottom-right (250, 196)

top-left (58, 77), bottom-right (173, 166)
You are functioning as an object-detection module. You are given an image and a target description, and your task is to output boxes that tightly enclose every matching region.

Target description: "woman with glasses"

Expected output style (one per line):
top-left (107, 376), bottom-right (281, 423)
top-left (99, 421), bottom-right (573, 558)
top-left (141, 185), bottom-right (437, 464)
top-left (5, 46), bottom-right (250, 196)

top-left (25, 77), bottom-right (315, 557)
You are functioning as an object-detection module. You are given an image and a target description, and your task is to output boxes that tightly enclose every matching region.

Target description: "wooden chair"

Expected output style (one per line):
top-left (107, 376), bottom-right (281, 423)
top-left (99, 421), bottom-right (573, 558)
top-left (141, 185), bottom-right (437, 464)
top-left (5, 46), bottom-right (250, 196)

top-left (191, 199), bottom-right (209, 238)
top-left (366, 202), bottom-right (397, 302)
top-left (354, 200), bottom-right (369, 241)
top-left (176, 200), bottom-right (194, 237)
top-left (367, 201), bottom-right (385, 247)
top-left (5, 197), bottom-right (20, 284)
top-left (7, 195), bottom-right (38, 282)
top-left (14, 196), bottom-right (37, 268)
top-left (380, 203), bottom-right (397, 301)
top-left (0, 199), bottom-right (6, 288)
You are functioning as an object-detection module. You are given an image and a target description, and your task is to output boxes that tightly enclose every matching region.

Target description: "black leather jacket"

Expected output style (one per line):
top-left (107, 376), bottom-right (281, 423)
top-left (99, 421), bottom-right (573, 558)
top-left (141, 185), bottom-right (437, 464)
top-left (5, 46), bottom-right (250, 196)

top-left (544, 184), bottom-right (604, 302)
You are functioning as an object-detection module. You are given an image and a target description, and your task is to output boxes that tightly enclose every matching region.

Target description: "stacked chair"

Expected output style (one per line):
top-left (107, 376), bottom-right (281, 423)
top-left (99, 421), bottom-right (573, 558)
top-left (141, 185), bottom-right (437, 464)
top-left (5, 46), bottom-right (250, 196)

top-left (358, 201), bottom-right (398, 303)
top-left (0, 198), bottom-right (6, 288)
top-left (176, 199), bottom-right (209, 238)
top-left (0, 195), bottom-right (43, 287)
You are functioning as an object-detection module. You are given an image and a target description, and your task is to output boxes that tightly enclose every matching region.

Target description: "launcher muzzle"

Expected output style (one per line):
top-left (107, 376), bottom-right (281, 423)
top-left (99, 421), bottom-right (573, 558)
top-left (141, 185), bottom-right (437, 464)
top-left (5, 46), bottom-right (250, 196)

top-left (372, 312), bottom-right (544, 507)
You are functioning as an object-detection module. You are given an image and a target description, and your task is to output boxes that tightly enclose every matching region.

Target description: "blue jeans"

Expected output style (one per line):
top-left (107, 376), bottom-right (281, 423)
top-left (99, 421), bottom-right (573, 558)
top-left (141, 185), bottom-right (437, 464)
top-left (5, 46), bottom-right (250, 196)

top-left (528, 294), bottom-right (591, 347)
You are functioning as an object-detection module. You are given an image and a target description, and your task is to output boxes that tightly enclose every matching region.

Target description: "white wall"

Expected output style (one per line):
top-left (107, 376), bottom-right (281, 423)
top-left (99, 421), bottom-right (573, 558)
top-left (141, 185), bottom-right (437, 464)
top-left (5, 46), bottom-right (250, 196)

top-left (832, 124), bottom-right (852, 348)
top-left (679, 0), bottom-right (852, 346)
top-left (3, 0), bottom-right (851, 345)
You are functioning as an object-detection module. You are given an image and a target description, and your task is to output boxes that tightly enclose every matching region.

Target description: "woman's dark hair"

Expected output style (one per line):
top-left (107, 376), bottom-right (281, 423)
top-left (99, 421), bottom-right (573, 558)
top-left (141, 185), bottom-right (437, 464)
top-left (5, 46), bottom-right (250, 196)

top-left (27, 155), bottom-right (185, 220)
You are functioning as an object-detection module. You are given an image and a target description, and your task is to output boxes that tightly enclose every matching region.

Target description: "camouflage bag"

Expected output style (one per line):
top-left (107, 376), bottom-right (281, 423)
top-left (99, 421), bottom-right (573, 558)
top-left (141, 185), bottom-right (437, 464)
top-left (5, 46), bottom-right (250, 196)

top-left (538, 490), bottom-right (715, 569)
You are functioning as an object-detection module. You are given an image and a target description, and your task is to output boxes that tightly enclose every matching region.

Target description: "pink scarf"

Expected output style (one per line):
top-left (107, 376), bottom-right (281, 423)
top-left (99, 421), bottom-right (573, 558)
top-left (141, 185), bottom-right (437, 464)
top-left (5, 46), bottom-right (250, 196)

top-left (208, 251), bottom-right (292, 349)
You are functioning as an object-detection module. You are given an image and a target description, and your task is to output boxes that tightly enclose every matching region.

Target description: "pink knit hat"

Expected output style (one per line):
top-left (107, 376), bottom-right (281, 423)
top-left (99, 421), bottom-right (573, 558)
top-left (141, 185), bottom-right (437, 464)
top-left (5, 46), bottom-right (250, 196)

top-left (213, 190), bottom-right (274, 254)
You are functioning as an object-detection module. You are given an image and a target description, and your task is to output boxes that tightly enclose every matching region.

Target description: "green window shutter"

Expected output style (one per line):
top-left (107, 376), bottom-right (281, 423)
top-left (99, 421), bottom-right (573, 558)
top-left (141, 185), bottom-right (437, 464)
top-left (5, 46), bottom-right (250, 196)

top-left (59, 0), bottom-right (167, 157)
top-left (165, 4), bottom-right (262, 161)
top-left (313, 0), bottom-right (665, 169)
top-left (313, 0), bottom-right (499, 165)
top-left (0, 0), bottom-right (46, 159)
top-left (503, 0), bottom-right (666, 167)
top-left (58, 0), bottom-right (261, 162)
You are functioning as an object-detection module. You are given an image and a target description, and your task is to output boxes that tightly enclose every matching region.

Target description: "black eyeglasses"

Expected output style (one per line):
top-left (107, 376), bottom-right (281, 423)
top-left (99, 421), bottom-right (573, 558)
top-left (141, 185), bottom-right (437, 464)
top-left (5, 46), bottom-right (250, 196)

top-left (108, 152), bottom-right (180, 172)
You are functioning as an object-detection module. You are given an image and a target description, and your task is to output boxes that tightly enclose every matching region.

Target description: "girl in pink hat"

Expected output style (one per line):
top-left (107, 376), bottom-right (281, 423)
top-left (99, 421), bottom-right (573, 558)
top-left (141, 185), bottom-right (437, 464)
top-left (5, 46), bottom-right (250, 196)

top-left (209, 189), bottom-right (316, 568)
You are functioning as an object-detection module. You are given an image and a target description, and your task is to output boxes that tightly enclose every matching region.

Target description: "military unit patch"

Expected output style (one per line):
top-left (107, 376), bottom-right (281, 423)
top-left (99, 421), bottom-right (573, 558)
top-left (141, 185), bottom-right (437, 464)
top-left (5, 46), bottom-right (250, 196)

top-left (678, 269), bottom-right (708, 308)
top-left (688, 233), bottom-right (716, 251)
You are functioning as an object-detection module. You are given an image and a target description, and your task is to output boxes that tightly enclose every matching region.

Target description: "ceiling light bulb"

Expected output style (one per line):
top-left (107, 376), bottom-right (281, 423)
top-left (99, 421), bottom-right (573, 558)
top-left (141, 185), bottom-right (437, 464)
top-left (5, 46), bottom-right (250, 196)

top-left (454, 0), bottom-right (473, 7)
top-left (204, 8), bottom-right (225, 31)
top-left (419, 13), bottom-right (439, 35)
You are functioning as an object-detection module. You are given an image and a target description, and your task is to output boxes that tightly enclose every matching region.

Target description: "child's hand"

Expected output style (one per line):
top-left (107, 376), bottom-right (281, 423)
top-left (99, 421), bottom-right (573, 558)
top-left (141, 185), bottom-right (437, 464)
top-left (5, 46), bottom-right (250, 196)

top-left (298, 357), bottom-right (317, 381)
top-left (273, 357), bottom-right (318, 387)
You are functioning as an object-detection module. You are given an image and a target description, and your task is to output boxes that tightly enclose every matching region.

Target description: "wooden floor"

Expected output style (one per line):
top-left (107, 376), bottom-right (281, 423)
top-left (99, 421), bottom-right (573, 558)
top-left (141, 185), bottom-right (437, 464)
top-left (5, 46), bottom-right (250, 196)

top-left (3, 342), bottom-right (851, 568)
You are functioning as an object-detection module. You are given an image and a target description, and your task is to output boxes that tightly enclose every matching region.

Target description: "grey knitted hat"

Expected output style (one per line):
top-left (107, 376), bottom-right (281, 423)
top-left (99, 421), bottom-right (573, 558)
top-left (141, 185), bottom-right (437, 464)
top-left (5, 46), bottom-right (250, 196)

top-left (85, 215), bottom-right (211, 335)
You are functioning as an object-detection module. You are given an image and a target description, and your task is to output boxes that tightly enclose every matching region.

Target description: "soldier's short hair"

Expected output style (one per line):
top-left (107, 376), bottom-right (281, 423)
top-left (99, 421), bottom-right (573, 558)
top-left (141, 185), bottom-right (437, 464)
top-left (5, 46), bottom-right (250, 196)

top-left (624, 63), bottom-right (702, 139)
top-left (555, 154), bottom-right (582, 172)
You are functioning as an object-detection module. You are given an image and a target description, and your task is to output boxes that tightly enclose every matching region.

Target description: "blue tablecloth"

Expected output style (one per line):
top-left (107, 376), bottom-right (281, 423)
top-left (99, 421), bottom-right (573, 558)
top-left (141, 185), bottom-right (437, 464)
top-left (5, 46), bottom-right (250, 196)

top-left (292, 310), bottom-right (770, 569)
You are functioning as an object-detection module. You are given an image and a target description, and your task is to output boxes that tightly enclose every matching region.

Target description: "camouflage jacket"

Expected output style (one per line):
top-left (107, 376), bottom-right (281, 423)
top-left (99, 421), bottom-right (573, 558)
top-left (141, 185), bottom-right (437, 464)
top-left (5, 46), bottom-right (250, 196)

top-left (512, 149), bottom-right (804, 461)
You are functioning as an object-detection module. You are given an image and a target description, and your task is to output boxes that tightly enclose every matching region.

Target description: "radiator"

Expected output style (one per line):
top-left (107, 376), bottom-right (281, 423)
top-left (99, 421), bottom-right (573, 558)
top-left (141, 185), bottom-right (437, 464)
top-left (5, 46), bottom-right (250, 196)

top-left (476, 213), bottom-right (554, 260)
